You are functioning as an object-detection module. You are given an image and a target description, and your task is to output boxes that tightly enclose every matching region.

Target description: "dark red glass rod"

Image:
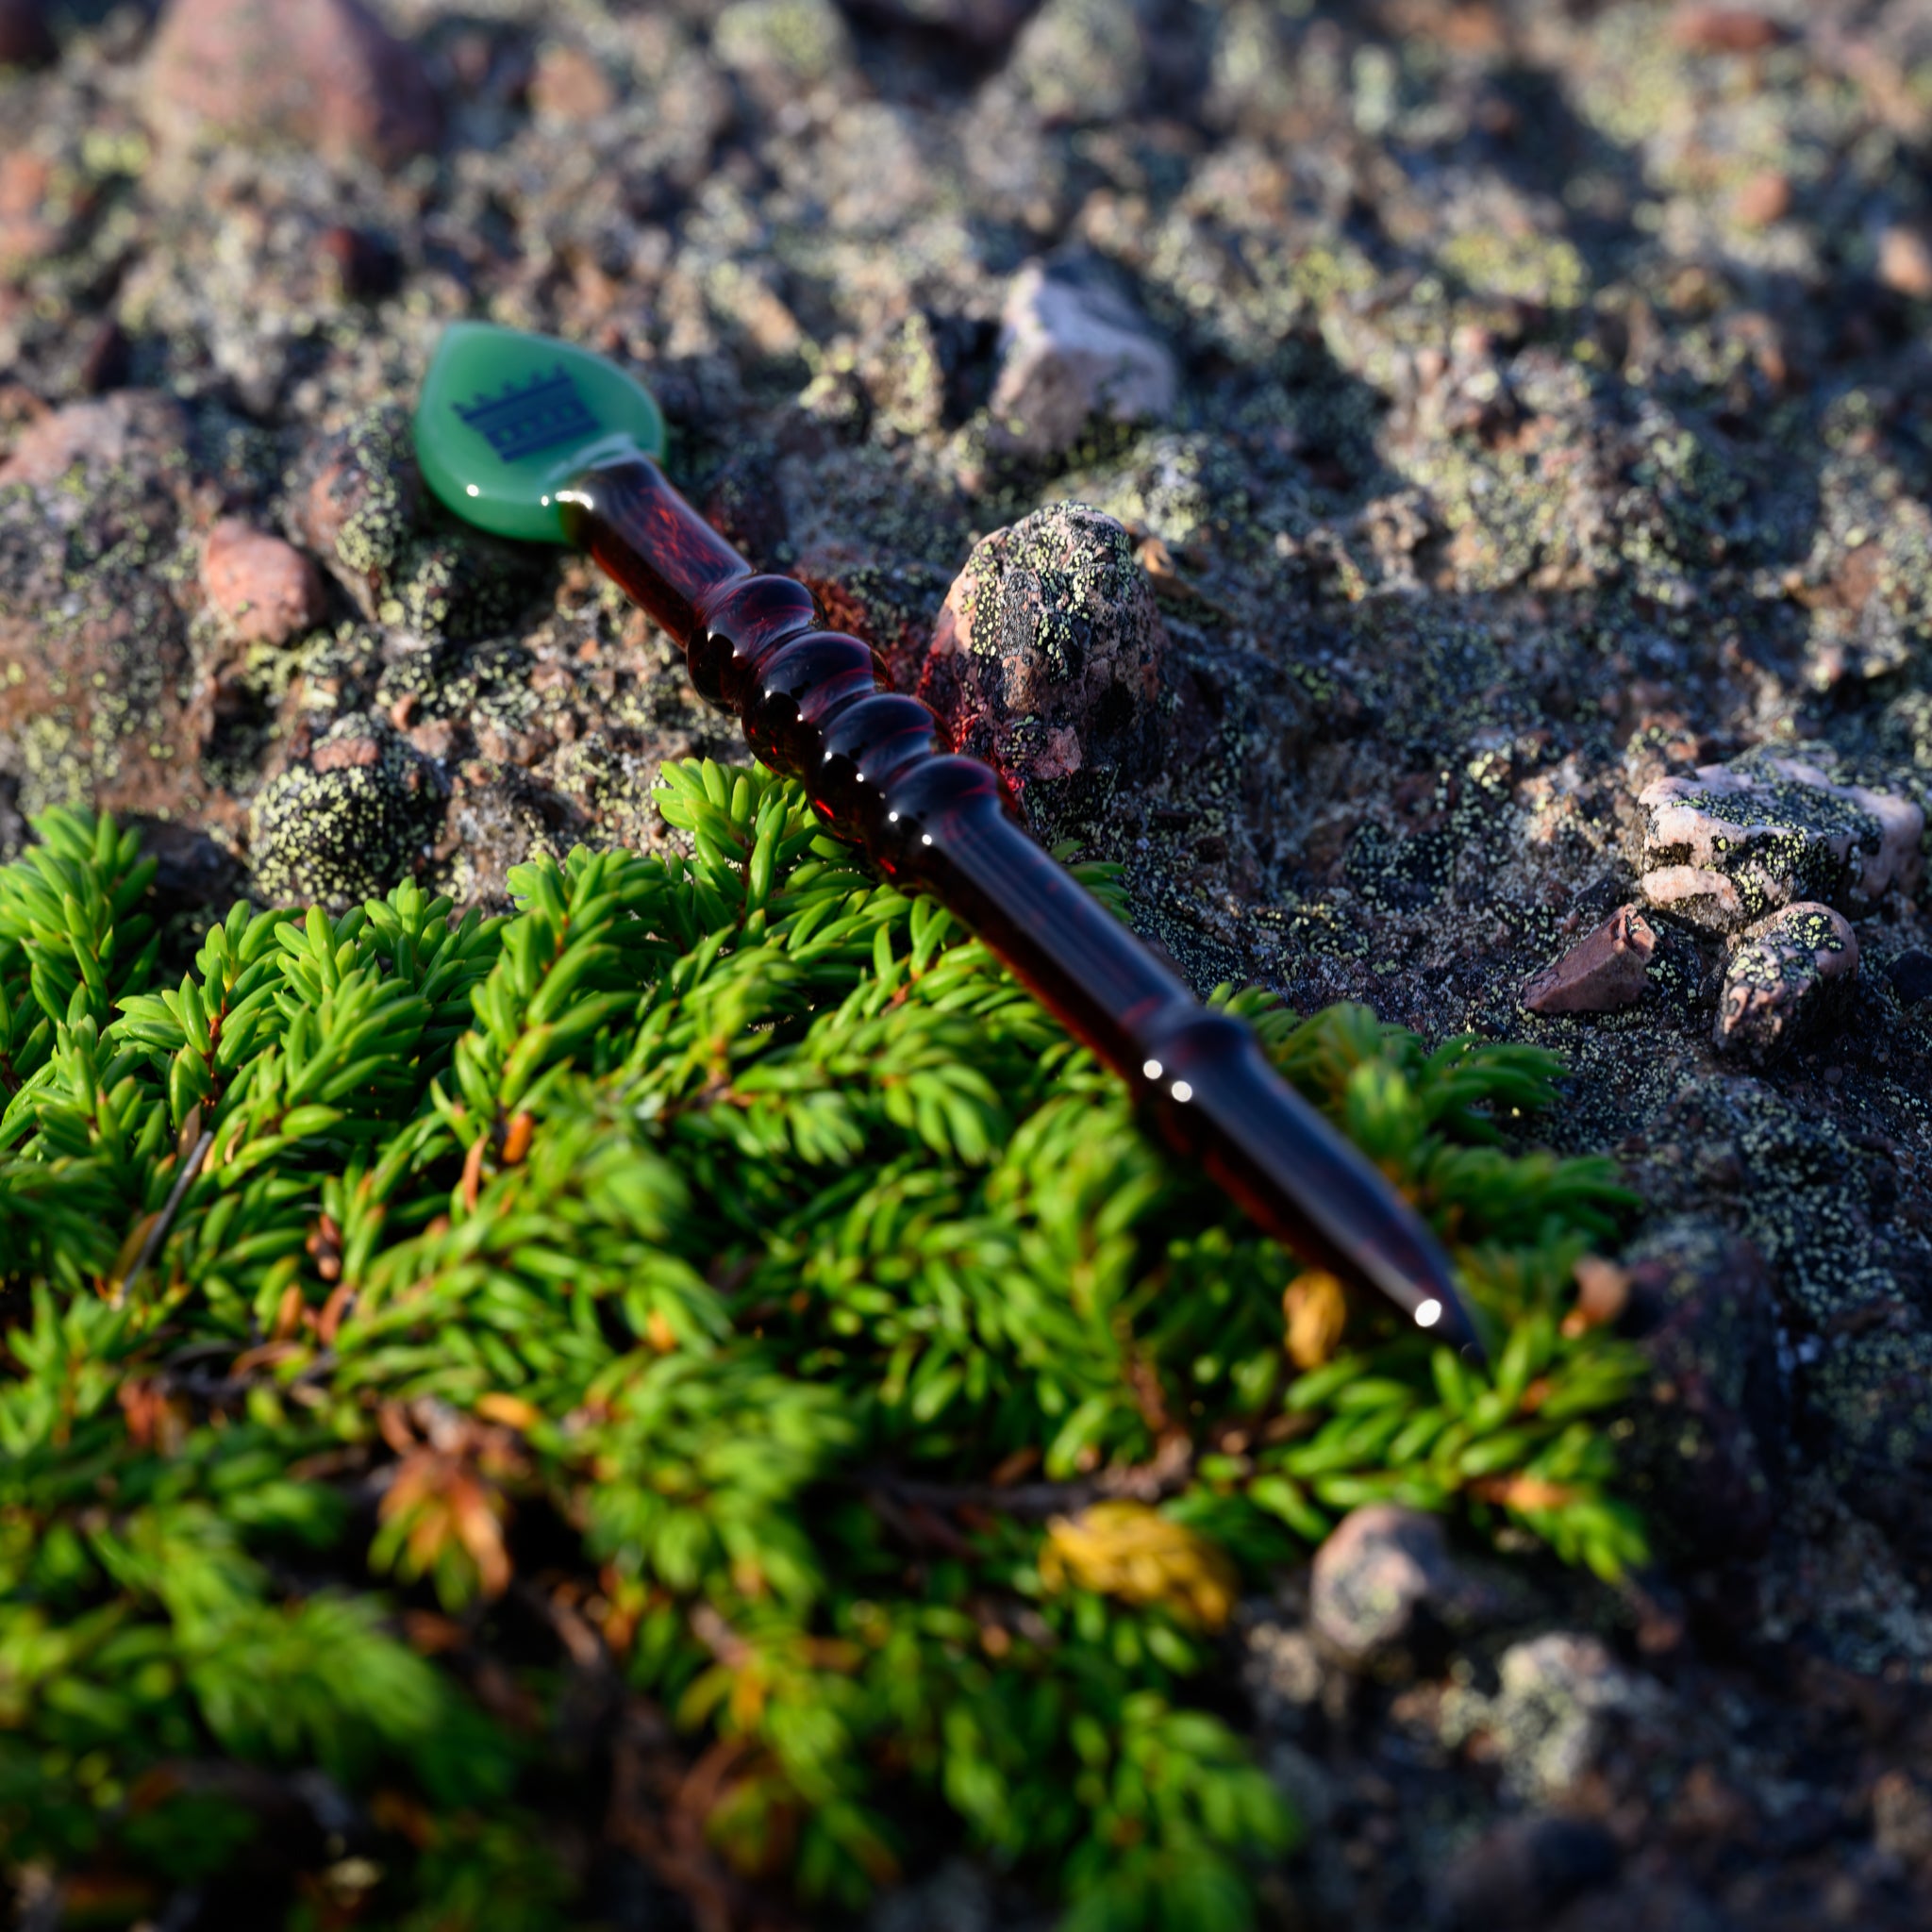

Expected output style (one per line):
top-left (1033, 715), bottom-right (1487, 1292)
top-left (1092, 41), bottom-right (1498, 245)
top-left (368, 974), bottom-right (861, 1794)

top-left (558, 457), bottom-right (1482, 1357)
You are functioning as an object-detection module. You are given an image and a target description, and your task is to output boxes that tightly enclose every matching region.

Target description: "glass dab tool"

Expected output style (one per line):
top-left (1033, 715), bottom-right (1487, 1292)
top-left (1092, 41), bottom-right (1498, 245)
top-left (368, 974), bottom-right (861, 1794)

top-left (414, 322), bottom-right (1485, 1359)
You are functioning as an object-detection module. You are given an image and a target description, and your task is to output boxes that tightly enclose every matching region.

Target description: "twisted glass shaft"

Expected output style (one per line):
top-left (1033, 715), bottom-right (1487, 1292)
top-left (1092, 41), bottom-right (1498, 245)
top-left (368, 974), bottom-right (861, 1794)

top-left (558, 457), bottom-right (1481, 1355)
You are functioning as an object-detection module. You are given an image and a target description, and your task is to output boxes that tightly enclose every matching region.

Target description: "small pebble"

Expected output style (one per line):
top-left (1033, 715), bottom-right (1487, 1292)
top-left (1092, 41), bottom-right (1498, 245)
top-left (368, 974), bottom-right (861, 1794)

top-left (529, 42), bottom-right (616, 122)
top-left (1563, 1254), bottom-right (1631, 1334)
top-left (0, 150), bottom-right (55, 273)
top-left (1309, 1505), bottom-right (1502, 1661)
top-left (145, 0), bottom-right (441, 168)
top-left (1523, 904), bottom-right (1655, 1014)
top-left (1469, 1632), bottom-right (1667, 1803)
top-left (202, 518), bottom-right (325, 646)
top-left (987, 261), bottom-right (1175, 461)
top-left (1732, 170), bottom-right (1791, 227)
top-left (1872, 1771), bottom-right (1932, 1869)
top-left (1640, 752), bottom-right (1923, 932)
top-left (1878, 225), bottom-right (1932, 301)
top-left (0, 391), bottom-right (187, 489)
top-left (1715, 902), bottom-right (1858, 1064)
top-left (1670, 5), bottom-right (1784, 53)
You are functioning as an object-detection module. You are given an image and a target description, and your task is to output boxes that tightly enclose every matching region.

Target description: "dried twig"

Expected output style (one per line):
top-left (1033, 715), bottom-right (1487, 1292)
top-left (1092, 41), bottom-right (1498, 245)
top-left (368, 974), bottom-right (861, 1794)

top-left (112, 1127), bottom-right (213, 1307)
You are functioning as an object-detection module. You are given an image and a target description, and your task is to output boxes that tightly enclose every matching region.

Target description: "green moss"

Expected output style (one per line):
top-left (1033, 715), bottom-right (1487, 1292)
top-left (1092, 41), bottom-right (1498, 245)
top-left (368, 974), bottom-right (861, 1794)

top-left (0, 776), bottom-right (1644, 1927)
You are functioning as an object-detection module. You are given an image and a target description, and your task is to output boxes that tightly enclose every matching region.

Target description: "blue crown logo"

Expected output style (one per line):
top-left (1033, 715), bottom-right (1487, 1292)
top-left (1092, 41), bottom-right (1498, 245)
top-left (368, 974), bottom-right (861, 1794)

top-left (452, 364), bottom-right (597, 463)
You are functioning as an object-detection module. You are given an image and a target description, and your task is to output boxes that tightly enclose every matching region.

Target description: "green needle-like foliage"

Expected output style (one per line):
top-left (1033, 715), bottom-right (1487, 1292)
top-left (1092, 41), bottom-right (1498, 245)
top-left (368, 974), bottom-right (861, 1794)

top-left (0, 768), bottom-right (1647, 1928)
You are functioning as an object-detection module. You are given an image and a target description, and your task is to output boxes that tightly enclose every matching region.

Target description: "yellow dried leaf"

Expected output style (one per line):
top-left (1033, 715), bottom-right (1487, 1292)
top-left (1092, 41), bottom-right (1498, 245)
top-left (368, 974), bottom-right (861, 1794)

top-left (476, 1392), bottom-right (541, 1431)
top-left (1040, 1500), bottom-right (1239, 1629)
top-left (1284, 1269), bottom-right (1349, 1370)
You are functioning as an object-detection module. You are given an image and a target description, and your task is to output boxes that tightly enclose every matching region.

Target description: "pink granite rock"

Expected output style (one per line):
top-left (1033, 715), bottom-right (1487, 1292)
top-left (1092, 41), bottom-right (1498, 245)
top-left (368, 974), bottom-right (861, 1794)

top-left (1524, 904), bottom-right (1657, 1014)
top-left (1639, 752), bottom-right (1923, 933)
top-left (0, 391), bottom-right (189, 488)
top-left (1715, 901), bottom-right (1859, 1064)
top-left (202, 518), bottom-right (325, 646)
top-left (146, 0), bottom-right (440, 169)
top-left (919, 502), bottom-right (1165, 828)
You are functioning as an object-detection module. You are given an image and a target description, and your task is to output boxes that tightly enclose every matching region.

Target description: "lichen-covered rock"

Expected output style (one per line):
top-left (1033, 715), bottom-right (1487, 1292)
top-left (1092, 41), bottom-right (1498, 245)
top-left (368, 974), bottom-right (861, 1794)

top-left (201, 518), bottom-right (325, 646)
top-left (1442, 1632), bottom-right (1669, 1805)
top-left (290, 411), bottom-right (541, 642)
top-left (1007, 0), bottom-right (1145, 125)
top-left (0, 393), bottom-right (204, 828)
top-left (712, 0), bottom-right (854, 92)
top-left (1523, 903), bottom-right (1656, 1014)
top-left (919, 502), bottom-right (1165, 836)
top-left (987, 262), bottom-right (1175, 461)
top-left (1715, 902), bottom-right (1859, 1064)
top-left (1309, 1505), bottom-right (1503, 1662)
top-left (247, 711), bottom-right (443, 908)
top-left (1639, 752), bottom-right (1923, 933)
top-left (291, 408), bottom-right (424, 618)
top-left (145, 0), bottom-right (441, 169)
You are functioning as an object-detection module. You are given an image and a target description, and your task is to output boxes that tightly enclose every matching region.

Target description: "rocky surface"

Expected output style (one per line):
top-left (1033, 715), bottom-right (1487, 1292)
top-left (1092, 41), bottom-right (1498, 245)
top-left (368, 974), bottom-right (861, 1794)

top-left (4, 0), bottom-right (1932, 1926)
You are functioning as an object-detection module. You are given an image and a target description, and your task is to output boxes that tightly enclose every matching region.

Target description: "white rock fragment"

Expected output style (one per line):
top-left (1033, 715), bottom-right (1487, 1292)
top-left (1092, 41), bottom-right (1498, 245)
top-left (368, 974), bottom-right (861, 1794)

top-left (987, 261), bottom-right (1175, 460)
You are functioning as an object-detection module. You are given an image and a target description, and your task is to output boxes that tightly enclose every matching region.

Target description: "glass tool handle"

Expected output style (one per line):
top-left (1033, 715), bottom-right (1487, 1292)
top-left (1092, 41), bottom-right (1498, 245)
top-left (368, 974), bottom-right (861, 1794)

top-left (558, 457), bottom-right (1478, 1354)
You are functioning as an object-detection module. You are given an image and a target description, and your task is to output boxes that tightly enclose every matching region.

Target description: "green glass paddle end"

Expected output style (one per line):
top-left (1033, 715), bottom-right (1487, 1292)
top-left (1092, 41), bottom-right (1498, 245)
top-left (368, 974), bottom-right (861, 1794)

top-left (414, 322), bottom-right (666, 544)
